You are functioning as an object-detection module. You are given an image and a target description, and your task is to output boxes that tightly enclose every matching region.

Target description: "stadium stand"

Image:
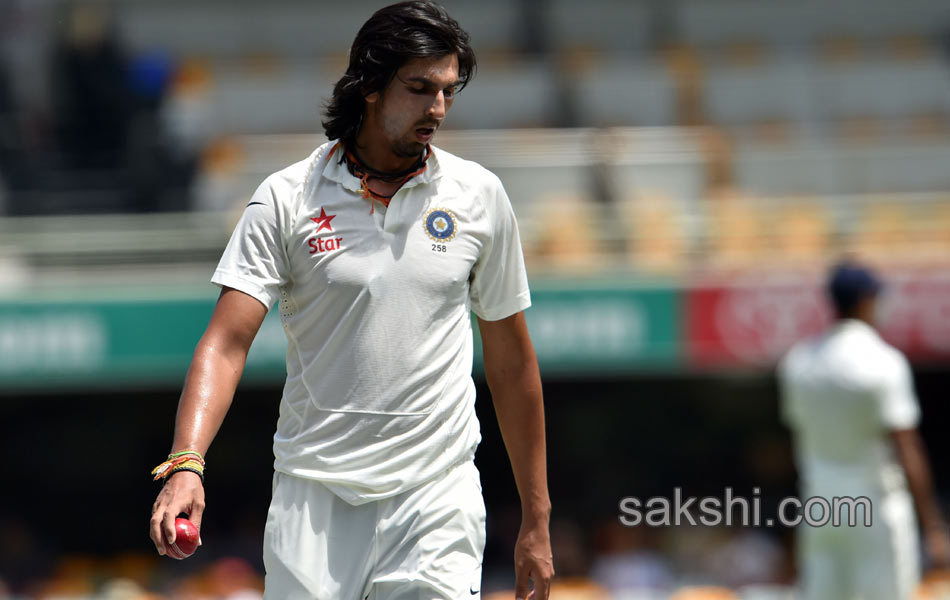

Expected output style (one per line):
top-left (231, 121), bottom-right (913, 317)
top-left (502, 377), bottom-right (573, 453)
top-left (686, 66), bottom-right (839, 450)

top-left (547, 0), bottom-right (653, 55)
top-left (675, 0), bottom-right (950, 48)
top-left (700, 58), bottom-right (815, 131)
top-left (444, 58), bottom-right (563, 129)
top-left (568, 57), bottom-right (678, 127)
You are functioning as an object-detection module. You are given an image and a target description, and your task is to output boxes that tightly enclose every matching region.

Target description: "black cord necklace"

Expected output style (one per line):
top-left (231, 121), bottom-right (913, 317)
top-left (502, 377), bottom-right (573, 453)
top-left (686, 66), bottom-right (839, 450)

top-left (336, 142), bottom-right (433, 212)
top-left (343, 146), bottom-right (430, 183)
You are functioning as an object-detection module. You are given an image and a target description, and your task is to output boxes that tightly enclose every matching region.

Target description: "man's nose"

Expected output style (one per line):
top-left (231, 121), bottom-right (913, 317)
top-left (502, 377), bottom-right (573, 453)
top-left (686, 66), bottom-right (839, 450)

top-left (427, 91), bottom-right (447, 120)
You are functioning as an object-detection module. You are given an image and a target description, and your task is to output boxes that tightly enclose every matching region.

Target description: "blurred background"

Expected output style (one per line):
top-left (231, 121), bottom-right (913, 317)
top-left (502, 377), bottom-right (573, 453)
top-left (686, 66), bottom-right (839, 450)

top-left (1, 0), bottom-right (949, 598)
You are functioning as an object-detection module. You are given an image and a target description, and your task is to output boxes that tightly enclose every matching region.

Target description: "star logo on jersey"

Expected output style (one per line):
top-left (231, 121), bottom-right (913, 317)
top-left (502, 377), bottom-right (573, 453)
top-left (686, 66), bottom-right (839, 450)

top-left (423, 208), bottom-right (457, 242)
top-left (311, 208), bottom-right (336, 233)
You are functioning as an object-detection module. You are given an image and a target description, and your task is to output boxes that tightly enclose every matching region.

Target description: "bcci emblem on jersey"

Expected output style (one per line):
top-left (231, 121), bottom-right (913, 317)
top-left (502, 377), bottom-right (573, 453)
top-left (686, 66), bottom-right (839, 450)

top-left (424, 208), bottom-right (457, 242)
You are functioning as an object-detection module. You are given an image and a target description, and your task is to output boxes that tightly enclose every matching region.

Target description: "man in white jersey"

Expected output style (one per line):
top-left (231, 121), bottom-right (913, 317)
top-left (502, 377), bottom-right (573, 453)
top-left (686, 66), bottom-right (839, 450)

top-left (779, 261), bottom-right (948, 600)
top-left (148, 3), bottom-right (553, 598)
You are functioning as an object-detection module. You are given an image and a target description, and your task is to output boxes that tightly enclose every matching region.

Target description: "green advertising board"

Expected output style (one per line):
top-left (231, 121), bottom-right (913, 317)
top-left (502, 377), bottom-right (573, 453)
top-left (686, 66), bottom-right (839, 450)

top-left (0, 283), bottom-right (681, 391)
top-left (497, 284), bottom-right (681, 375)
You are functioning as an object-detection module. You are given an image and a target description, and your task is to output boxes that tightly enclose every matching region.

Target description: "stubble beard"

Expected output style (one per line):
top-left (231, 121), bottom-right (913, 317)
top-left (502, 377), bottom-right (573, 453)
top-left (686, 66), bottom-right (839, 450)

top-left (382, 111), bottom-right (434, 159)
top-left (391, 137), bottom-right (426, 158)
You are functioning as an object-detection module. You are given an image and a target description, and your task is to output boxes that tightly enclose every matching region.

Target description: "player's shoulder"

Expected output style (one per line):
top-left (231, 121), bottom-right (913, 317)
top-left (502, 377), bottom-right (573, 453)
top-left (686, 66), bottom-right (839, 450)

top-left (848, 331), bottom-right (911, 389)
top-left (844, 320), bottom-right (904, 364)
top-left (778, 335), bottom-right (818, 377)
top-left (432, 145), bottom-right (504, 192)
top-left (829, 320), bottom-right (911, 384)
top-left (253, 141), bottom-right (333, 205)
top-left (875, 337), bottom-right (911, 376)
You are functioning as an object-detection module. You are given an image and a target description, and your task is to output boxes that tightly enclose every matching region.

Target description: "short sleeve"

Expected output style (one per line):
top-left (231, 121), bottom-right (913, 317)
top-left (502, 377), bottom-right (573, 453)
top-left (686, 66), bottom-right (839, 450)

top-left (469, 180), bottom-right (531, 321)
top-left (211, 179), bottom-right (290, 309)
top-left (876, 350), bottom-right (921, 431)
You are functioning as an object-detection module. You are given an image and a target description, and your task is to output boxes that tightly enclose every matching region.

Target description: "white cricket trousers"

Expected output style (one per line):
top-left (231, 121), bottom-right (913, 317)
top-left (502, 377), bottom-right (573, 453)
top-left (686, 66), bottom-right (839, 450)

top-left (798, 489), bottom-right (919, 600)
top-left (262, 459), bottom-right (486, 600)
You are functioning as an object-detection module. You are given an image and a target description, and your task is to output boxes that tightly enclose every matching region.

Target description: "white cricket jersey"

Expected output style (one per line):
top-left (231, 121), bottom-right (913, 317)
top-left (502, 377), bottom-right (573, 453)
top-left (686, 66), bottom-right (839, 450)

top-left (212, 141), bottom-right (531, 504)
top-left (778, 319), bottom-right (920, 498)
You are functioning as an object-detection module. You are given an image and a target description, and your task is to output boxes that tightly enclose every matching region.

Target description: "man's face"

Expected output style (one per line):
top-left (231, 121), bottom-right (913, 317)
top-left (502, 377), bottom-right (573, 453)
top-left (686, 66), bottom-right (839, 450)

top-left (365, 54), bottom-right (460, 159)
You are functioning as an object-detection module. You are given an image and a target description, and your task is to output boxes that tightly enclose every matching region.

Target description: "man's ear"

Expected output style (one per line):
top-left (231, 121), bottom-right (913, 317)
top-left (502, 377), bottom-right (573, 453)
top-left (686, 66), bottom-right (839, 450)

top-left (364, 91), bottom-right (380, 104)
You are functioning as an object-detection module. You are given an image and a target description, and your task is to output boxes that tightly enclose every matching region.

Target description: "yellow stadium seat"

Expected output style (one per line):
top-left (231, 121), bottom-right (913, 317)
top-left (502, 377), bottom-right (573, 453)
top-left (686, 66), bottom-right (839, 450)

top-left (483, 577), bottom-right (610, 600)
top-left (847, 198), bottom-right (912, 261)
top-left (623, 192), bottom-right (688, 273)
top-left (672, 585), bottom-right (740, 600)
top-left (705, 187), bottom-right (765, 266)
top-left (773, 200), bottom-right (832, 263)
top-left (524, 194), bottom-right (602, 272)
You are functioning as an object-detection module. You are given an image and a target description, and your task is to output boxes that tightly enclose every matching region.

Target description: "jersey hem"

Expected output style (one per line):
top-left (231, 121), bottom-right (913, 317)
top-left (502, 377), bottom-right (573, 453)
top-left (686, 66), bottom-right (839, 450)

top-left (472, 291), bottom-right (531, 322)
top-left (272, 444), bottom-right (479, 506)
top-left (211, 271), bottom-right (277, 310)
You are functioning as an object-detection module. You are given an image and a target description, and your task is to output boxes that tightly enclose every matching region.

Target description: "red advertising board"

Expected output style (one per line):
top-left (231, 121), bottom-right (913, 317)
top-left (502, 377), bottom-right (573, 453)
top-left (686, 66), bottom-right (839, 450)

top-left (685, 269), bottom-right (950, 368)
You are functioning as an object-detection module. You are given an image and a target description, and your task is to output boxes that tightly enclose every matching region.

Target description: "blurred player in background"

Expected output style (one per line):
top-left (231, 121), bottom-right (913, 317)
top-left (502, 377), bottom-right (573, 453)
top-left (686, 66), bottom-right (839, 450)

top-left (779, 260), bottom-right (949, 600)
top-left (148, 2), bottom-right (553, 598)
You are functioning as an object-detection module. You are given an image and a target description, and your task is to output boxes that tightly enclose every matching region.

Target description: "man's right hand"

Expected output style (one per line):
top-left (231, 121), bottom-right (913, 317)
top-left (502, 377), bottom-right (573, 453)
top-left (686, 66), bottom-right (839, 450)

top-left (149, 470), bottom-right (205, 556)
top-left (925, 526), bottom-right (950, 571)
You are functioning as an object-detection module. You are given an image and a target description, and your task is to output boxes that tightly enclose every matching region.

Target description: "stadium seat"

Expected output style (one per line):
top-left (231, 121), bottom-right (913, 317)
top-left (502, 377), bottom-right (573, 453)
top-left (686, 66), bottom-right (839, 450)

top-left (833, 141), bottom-right (950, 194)
top-left (814, 57), bottom-right (950, 129)
top-left (671, 586), bottom-right (739, 600)
top-left (209, 61), bottom-right (336, 134)
top-left (924, 199), bottom-right (950, 257)
top-left (569, 58), bottom-right (677, 127)
top-left (522, 192), bottom-right (603, 271)
top-left (547, 0), bottom-right (652, 55)
top-left (446, 59), bottom-right (561, 129)
top-left (118, 1), bottom-right (379, 58)
top-left (733, 139), bottom-right (836, 197)
top-left (622, 192), bottom-right (690, 273)
top-left (701, 58), bottom-right (815, 129)
top-left (676, 0), bottom-right (825, 48)
top-left (676, 0), bottom-right (950, 49)
top-left (848, 198), bottom-right (913, 260)
top-left (733, 137), bottom-right (950, 197)
top-left (437, 128), bottom-right (599, 215)
top-left (704, 188), bottom-right (766, 266)
top-left (605, 129), bottom-right (708, 205)
top-left (820, 0), bottom-right (950, 40)
top-left (118, 0), bottom-right (520, 59)
top-left (771, 200), bottom-right (832, 263)
top-left (437, 0), bottom-right (519, 54)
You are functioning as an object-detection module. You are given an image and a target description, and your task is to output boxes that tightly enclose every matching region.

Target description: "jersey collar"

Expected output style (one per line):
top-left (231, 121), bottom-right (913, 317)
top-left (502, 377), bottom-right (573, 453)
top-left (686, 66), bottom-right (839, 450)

top-left (321, 140), bottom-right (442, 194)
top-left (834, 318), bottom-right (877, 337)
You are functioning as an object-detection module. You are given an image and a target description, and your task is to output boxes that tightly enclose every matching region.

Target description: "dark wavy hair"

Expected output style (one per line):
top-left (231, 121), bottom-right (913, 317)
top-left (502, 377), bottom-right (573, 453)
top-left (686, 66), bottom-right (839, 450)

top-left (322, 1), bottom-right (476, 143)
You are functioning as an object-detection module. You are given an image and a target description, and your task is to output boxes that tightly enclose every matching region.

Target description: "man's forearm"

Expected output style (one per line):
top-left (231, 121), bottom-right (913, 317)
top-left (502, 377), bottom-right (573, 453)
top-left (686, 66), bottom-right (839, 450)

top-left (893, 429), bottom-right (945, 532)
top-left (488, 360), bottom-right (551, 521)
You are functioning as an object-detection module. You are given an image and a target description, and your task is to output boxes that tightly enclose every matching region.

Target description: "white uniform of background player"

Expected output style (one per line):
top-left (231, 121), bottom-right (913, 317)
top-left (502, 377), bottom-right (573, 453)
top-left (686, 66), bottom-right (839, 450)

top-left (779, 262), bottom-right (948, 600)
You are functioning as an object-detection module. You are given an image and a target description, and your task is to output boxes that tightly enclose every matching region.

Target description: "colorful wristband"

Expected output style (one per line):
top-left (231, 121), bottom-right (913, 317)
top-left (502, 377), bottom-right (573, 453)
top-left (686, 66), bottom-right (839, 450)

top-left (168, 466), bottom-right (205, 483)
top-left (151, 452), bottom-right (206, 482)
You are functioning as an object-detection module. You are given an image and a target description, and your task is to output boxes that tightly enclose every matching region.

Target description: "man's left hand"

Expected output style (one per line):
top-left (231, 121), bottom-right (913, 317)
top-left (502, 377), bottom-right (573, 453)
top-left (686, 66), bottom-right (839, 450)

top-left (513, 519), bottom-right (553, 600)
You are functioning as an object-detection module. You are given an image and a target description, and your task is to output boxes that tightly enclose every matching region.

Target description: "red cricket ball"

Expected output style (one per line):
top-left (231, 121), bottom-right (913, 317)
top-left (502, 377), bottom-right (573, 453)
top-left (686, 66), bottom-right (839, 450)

top-left (164, 517), bottom-right (199, 560)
